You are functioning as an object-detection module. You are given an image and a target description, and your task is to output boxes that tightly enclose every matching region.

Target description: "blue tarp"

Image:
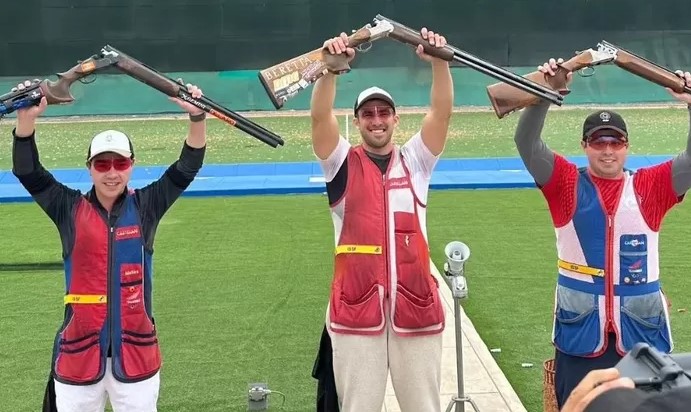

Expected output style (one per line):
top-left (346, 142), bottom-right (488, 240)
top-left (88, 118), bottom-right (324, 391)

top-left (0, 155), bottom-right (675, 203)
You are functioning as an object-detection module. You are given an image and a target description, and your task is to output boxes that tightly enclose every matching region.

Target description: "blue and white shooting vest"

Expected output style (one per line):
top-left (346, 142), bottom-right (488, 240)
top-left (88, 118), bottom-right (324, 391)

top-left (552, 169), bottom-right (673, 357)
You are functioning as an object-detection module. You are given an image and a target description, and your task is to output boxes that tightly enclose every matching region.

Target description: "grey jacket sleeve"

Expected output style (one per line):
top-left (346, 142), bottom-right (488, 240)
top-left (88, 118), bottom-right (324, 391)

top-left (671, 106), bottom-right (691, 196)
top-left (513, 101), bottom-right (556, 187)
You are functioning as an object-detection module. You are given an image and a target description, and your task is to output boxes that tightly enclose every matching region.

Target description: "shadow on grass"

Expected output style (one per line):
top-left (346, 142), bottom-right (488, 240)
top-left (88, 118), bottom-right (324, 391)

top-left (0, 262), bottom-right (63, 272)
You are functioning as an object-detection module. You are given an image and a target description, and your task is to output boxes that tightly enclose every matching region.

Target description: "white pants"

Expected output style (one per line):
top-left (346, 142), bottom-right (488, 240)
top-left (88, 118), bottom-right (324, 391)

top-left (55, 358), bottom-right (160, 412)
top-left (327, 306), bottom-right (444, 412)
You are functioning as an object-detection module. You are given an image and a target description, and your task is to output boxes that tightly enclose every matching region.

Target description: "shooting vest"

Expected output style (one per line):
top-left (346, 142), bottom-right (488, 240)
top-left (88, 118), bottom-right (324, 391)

top-left (327, 145), bottom-right (445, 336)
top-left (51, 195), bottom-right (161, 385)
top-left (552, 169), bottom-right (673, 357)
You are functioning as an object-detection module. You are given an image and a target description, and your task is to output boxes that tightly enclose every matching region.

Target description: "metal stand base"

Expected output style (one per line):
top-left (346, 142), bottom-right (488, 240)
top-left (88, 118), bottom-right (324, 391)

top-left (445, 395), bottom-right (481, 412)
top-left (446, 396), bottom-right (480, 412)
top-left (442, 269), bottom-right (481, 412)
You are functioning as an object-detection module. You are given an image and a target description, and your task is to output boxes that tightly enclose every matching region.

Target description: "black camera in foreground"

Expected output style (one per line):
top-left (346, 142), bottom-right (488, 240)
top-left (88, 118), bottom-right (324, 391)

top-left (615, 342), bottom-right (691, 392)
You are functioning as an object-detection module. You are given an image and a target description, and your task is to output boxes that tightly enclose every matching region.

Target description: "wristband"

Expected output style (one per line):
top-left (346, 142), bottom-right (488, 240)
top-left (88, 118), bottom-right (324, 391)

top-left (189, 112), bottom-right (206, 122)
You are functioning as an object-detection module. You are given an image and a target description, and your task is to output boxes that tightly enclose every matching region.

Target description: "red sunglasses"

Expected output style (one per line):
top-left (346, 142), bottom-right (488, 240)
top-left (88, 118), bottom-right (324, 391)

top-left (586, 133), bottom-right (628, 151)
top-left (91, 158), bottom-right (132, 173)
top-left (358, 106), bottom-right (394, 119)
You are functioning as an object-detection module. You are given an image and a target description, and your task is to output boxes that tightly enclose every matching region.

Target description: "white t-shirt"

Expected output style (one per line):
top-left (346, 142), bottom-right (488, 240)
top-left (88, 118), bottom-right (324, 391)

top-left (318, 131), bottom-right (439, 205)
top-left (316, 132), bottom-right (440, 243)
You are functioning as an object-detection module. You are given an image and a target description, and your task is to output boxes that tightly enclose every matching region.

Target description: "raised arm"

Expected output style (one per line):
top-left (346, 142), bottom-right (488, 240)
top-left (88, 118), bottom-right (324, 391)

top-left (11, 81), bottom-right (81, 226)
top-left (137, 83), bottom-right (207, 226)
top-left (514, 101), bottom-right (555, 186)
top-left (310, 33), bottom-right (354, 160)
top-left (668, 71), bottom-right (691, 196)
top-left (513, 58), bottom-right (569, 186)
top-left (418, 28), bottom-right (453, 156)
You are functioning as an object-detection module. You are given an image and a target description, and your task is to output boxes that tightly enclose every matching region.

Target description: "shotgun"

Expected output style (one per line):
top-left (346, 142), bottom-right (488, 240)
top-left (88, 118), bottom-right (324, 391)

top-left (373, 14), bottom-right (564, 109)
top-left (0, 54), bottom-right (118, 116)
top-left (258, 14), bottom-right (565, 111)
top-left (486, 40), bottom-right (691, 119)
top-left (100, 45), bottom-right (284, 148)
top-left (258, 19), bottom-right (395, 109)
top-left (0, 47), bottom-right (285, 148)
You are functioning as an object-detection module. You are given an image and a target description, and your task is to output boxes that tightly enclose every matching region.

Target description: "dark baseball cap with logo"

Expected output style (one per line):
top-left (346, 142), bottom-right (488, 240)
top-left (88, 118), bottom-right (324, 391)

top-left (582, 110), bottom-right (628, 141)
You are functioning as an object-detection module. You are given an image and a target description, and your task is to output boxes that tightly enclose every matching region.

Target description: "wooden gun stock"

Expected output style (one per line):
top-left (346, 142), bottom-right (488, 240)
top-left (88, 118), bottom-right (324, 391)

top-left (486, 52), bottom-right (606, 119)
top-left (257, 47), bottom-right (333, 110)
top-left (258, 20), bottom-right (394, 109)
top-left (40, 58), bottom-right (103, 104)
top-left (613, 47), bottom-right (690, 94)
top-left (487, 40), bottom-right (691, 119)
top-left (0, 54), bottom-right (118, 116)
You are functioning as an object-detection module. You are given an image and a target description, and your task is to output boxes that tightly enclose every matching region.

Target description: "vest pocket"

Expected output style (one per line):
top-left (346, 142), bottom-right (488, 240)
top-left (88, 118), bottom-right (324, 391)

top-left (394, 229), bottom-right (433, 306)
top-left (554, 285), bottom-right (600, 356)
top-left (331, 283), bottom-right (383, 328)
top-left (619, 293), bottom-right (670, 352)
top-left (121, 330), bottom-right (161, 379)
top-left (120, 281), bottom-right (161, 379)
top-left (395, 237), bottom-right (433, 300)
top-left (393, 283), bottom-right (444, 329)
top-left (330, 250), bottom-right (384, 329)
top-left (392, 212), bottom-right (442, 330)
top-left (55, 310), bottom-right (103, 383)
top-left (121, 284), bottom-right (157, 338)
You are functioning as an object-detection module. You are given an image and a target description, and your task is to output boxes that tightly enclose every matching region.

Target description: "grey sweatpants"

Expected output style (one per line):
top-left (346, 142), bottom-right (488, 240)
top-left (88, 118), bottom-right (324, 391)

top-left (326, 306), bottom-right (444, 412)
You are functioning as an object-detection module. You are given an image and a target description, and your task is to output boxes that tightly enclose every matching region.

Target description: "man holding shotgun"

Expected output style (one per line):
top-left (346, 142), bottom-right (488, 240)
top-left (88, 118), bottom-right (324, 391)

top-left (10, 78), bottom-right (207, 412)
top-left (513, 57), bottom-right (691, 409)
top-left (310, 27), bottom-right (453, 412)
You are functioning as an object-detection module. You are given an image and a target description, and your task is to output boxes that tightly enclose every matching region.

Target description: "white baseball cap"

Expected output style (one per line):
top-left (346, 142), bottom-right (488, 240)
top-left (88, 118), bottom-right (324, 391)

top-left (87, 130), bottom-right (134, 161)
top-left (353, 86), bottom-right (396, 115)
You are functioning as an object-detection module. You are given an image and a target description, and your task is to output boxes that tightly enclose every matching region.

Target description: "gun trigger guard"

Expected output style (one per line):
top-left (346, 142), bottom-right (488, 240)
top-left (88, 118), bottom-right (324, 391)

top-left (356, 42), bottom-right (373, 53)
top-left (578, 67), bottom-right (596, 77)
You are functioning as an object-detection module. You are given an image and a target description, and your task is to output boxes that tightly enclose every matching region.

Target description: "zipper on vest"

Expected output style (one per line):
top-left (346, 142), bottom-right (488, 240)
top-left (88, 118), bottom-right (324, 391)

top-left (382, 174), bottom-right (389, 300)
top-left (106, 221), bottom-right (115, 359)
top-left (605, 214), bottom-right (614, 335)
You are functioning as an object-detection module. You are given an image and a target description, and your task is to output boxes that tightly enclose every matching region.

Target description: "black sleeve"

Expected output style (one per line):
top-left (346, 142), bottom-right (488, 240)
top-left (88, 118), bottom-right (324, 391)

top-left (513, 101), bottom-right (556, 187)
top-left (12, 130), bottom-right (82, 256)
top-left (325, 160), bottom-right (348, 204)
top-left (136, 142), bottom-right (206, 249)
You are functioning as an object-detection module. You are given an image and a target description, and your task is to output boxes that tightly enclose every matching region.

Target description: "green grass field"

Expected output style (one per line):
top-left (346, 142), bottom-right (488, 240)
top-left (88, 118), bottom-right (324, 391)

top-left (1, 107), bottom-right (691, 411)
top-left (1, 106), bottom-right (689, 169)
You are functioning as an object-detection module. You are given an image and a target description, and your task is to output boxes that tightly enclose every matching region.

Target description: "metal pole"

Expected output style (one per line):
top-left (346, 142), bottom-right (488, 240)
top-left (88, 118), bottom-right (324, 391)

top-left (453, 292), bottom-right (467, 412)
top-left (442, 274), bottom-right (480, 412)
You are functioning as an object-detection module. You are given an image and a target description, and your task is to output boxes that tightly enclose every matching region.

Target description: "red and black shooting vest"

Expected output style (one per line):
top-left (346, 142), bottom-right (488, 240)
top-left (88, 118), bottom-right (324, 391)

top-left (327, 145), bottom-right (445, 336)
top-left (51, 195), bottom-right (161, 385)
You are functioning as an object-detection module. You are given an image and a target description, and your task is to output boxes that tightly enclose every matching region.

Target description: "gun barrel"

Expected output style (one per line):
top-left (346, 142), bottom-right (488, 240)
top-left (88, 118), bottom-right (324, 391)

top-left (195, 94), bottom-right (285, 147)
top-left (102, 45), bottom-right (285, 147)
top-left (177, 90), bottom-right (284, 148)
top-left (374, 14), bottom-right (564, 106)
top-left (599, 40), bottom-right (691, 95)
top-left (448, 45), bottom-right (564, 105)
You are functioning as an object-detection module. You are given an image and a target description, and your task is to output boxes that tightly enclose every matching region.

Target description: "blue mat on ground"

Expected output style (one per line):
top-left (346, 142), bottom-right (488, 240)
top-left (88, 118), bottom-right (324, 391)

top-left (0, 155), bottom-right (676, 204)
